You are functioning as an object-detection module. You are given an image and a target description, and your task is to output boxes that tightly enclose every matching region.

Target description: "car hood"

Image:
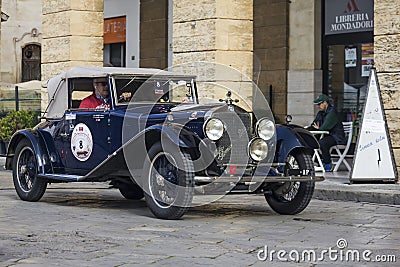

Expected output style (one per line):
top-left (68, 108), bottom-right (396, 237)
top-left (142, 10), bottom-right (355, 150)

top-left (171, 102), bottom-right (248, 114)
top-left (118, 102), bottom-right (248, 120)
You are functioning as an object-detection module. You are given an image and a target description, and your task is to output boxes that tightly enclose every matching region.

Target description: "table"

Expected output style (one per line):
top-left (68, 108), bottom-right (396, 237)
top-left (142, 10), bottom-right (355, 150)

top-left (309, 130), bottom-right (329, 173)
top-left (309, 130), bottom-right (329, 136)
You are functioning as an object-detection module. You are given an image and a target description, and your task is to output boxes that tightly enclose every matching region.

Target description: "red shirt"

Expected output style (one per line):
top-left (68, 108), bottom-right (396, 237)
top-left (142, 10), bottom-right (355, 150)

top-left (79, 93), bottom-right (110, 109)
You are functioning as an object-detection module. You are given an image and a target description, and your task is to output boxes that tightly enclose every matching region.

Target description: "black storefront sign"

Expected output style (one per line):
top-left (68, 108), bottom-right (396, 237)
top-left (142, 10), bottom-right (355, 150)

top-left (325, 0), bottom-right (373, 35)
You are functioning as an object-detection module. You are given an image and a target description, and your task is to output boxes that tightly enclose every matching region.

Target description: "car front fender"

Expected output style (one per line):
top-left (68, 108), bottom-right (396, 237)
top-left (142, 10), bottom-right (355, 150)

top-left (275, 124), bottom-right (319, 162)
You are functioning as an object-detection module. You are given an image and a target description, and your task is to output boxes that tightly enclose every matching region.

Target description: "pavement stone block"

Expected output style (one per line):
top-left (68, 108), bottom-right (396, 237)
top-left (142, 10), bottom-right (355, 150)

top-left (0, 157), bottom-right (400, 265)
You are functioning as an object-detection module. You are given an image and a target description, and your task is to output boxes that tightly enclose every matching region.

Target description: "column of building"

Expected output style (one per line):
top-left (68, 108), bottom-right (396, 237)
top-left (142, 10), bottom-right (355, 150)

top-left (287, 0), bottom-right (322, 126)
top-left (172, 0), bottom-right (253, 110)
top-left (41, 0), bottom-right (104, 109)
top-left (374, 1), bottom-right (400, 176)
top-left (253, 0), bottom-right (289, 122)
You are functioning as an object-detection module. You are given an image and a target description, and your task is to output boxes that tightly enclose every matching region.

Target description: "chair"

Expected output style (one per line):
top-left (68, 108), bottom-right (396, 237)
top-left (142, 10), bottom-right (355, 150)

top-left (312, 149), bottom-right (325, 173)
top-left (309, 130), bottom-right (330, 173)
top-left (330, 121), bottom-right (354, 172)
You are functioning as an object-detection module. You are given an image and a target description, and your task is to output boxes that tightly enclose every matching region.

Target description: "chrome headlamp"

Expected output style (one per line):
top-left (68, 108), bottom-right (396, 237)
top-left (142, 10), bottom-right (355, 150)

top-left (256, 118), bottom-right (275, 141)
top-left (204, 118), bottom-right (224, 141)
top-left (248, 138), bottom-right (268, 162)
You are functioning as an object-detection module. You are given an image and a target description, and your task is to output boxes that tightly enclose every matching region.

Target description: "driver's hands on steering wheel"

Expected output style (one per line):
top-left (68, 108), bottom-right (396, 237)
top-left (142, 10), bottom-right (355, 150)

top-left (119, 92), bottom-right (132, 102)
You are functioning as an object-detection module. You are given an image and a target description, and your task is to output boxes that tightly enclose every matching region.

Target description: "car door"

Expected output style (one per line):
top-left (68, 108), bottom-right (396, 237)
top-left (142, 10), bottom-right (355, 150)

top-left (60, 109), bottom-right (111, 174)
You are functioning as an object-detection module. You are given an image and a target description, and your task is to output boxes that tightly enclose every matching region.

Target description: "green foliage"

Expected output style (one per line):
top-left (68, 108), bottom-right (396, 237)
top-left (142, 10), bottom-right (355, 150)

top-left (0, 110), bottom-right (39, 141)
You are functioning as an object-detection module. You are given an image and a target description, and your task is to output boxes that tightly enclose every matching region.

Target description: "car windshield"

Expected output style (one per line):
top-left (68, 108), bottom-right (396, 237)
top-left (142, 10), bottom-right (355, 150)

top-left (113, 76), bottom-right (195, 105)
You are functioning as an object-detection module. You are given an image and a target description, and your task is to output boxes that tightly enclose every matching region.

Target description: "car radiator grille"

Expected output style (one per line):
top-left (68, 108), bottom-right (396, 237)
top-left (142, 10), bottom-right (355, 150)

top-left (214, 112), bottom-right (251, 165)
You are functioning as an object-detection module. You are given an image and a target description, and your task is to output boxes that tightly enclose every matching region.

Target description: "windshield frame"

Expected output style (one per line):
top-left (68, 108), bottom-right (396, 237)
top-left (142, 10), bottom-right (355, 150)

top-left (111, 75), bottom-right (197, 106)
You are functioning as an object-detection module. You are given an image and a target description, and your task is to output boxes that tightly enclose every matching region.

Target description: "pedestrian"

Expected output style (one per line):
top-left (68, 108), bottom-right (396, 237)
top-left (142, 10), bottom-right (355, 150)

top-left (308, 94), bottom-right (346, 171)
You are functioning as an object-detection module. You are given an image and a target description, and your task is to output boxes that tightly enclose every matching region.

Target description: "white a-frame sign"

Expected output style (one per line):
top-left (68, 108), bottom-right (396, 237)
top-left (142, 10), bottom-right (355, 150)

top-left (350, 68), bottom-right (398, 182)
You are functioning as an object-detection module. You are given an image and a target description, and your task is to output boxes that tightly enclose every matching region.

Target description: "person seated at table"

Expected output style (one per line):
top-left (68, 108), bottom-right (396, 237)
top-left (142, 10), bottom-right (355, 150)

top-left (79, 78), bottom-right (110, 109)
top-left (307, 94), bottom-right (346, 171)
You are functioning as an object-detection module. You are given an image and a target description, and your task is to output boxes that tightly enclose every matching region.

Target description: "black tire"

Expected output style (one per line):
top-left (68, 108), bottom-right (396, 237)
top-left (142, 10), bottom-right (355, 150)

top-left (265, 151), bottom-right (315, 215)
top-left (143, 142), bottom-right (194, 220)
top-left (119, 183), bottom-right (144, 200)
top-left (12, 139), bottom-right (47, 201)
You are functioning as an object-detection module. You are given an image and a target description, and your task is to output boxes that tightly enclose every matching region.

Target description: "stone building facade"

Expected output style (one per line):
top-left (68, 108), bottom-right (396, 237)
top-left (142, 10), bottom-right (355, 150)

top-left (0, 0), bottom-right (398, 175)
top-left (0, 0), bottom-right (42, 83)
top-left (374, 0), bottom-right (400, 176)
top-left (41, 0), bottom-right (104, 80)
top-left (140, 0), bottom-right (169, 69)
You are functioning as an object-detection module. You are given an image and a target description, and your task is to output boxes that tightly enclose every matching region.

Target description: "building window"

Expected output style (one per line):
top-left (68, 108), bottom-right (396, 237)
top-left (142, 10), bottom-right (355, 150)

top-left (104, 16), bottom-right (126, 67)
top-left (326, 43), bottom-right (372, 121)
top-left (22, 44), bottom-right (41, 82)
top-left (104, 43), bottom-right (126, 67)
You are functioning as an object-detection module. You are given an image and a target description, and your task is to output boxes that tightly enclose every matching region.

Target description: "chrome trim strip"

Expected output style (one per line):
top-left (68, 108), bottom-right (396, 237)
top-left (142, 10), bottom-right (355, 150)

top-left (37, 173), bottom-right (84, 182)
top-left (194, 175), bottom-right (324, 183)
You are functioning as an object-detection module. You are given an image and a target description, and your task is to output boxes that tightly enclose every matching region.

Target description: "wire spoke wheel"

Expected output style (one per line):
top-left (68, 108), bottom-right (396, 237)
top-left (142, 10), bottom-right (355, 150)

top-left (265, 151), bottom-right (315, 215)
top-left (149, 152), bottom-right (179, 208)
top-left (279, 181), bottom-right (301, 202)
top-left (12, 139), bottom-right (47, 201)
top-left (118, 182), bottom-right (144, 200)
top-left (276, 155), bottom-right (301, 202)
top-left (143, 142), bottom-right (194, 219)
top-left (16, 147), bottom-right (36, 192)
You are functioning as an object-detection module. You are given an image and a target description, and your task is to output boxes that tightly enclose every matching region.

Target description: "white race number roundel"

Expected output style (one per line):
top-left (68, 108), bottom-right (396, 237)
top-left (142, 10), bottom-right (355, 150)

top-left (71, 123), bottom-right (93, 161)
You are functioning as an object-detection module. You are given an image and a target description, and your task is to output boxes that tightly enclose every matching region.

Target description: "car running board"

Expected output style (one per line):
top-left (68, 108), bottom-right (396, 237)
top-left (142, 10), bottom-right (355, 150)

top-left (37, 173), bottom-right (86, 182)
top-left (194, 175), bottom-right (324, 183)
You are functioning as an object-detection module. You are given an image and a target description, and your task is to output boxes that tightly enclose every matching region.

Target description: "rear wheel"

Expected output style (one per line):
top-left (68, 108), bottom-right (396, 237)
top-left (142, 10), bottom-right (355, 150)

top-left (143, 142), bottom-right (194, 219)
top-left (119, 183), bottom-right (144, 200)
top-left (12, 139), bottom-right (47, 201)
top-left (265, 151), bottom-right (315, 215)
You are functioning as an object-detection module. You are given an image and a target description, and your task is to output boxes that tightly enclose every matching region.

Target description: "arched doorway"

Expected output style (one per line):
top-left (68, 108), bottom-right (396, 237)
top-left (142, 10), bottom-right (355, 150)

top-left (22, 44), bottom-right (41, 82)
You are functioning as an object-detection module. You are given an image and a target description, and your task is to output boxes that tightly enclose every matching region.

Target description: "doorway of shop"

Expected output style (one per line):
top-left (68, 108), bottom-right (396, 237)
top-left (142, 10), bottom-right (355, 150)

top-left (324, 43), bottom-right (373, 123)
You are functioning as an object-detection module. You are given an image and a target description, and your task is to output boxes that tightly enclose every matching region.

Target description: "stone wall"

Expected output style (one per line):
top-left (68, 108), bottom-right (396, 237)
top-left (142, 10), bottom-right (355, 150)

top-left (41, 0), bottom-right (103, 81)
top-left (374, 0), bottom-right (400, 176)
top-left (172, 0), bottom-right (253, 109)
top-left (253, 0), bottom-right (289, 122)
top-left (41, 0), bottom-right (104, 109)
top-left (1, 0), bottom-right (42, 84)
top-left (287, 0), bottom-right (322, 126)
top-left (140, 0), bottom-right (168, 69)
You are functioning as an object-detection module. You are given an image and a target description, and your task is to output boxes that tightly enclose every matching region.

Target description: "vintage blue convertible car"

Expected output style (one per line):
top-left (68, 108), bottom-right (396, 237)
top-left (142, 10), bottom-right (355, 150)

top-left (6, 66), bottom-right (322, 219)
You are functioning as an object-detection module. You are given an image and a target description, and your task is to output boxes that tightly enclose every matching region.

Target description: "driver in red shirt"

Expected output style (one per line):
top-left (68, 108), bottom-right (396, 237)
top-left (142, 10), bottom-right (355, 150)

top-left (79, 78), bottom-right (111, 109)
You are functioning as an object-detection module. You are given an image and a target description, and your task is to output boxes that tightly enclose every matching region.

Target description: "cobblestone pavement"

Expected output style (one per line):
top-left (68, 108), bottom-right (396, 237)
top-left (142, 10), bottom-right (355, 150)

top-left (0, 170), bottom-right (399, 266)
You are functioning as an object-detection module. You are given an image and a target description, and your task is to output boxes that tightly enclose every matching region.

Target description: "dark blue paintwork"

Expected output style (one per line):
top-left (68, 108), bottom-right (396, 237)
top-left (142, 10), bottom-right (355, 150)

top-left (275, 124), bottom-right (319, 163)
top-left (5, 73), bottom-right (319, 182)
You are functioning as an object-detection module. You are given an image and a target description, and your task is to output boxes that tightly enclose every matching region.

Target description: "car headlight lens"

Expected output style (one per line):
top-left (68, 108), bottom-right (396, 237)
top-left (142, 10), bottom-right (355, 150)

top-left (248, 138), bottom-right (268, 161)
top-left (204, 118), bottom-right (224, 141)
top-left (256, 118), bottom-right (275, 141)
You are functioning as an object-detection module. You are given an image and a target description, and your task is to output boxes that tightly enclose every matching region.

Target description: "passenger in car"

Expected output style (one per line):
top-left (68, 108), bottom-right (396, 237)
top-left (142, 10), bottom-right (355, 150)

top-left (79, 78), bottom-right (111, 109)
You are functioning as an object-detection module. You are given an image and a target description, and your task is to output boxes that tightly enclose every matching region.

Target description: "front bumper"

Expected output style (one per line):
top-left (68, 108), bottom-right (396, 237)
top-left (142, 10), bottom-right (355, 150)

top-left (193, 174), bottom-right (323, 195)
